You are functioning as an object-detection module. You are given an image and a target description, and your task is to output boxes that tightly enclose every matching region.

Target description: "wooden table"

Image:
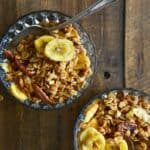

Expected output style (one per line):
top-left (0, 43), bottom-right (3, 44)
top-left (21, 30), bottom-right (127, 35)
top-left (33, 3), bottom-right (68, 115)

top-left (0, 0), bottom-right (149, 149)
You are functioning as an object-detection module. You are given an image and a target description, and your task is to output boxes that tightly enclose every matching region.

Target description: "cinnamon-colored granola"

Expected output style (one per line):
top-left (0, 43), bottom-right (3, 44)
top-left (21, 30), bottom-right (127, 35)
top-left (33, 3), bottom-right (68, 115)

top-left (78, 91), bottom-right (150, 150)
top-left (3, 25), bottom-right (92, 104)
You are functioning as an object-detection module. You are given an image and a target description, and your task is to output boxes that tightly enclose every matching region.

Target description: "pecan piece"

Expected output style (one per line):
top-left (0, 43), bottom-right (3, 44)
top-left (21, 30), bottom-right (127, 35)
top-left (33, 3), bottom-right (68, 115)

top-left (14, 56), bottom-right (35, 76)
top-left (33, 84), bottom-right (53, 104)
top-left (4, 49), bottom-right (35, 76)
top-left (60, 24), bottom-right (72, 33)
top-left (3, 49), bottom-right (14, 60)
top-left (79, 68), bottom-right (91, 77)
top-left (116, 91), bottom-right (125, 100)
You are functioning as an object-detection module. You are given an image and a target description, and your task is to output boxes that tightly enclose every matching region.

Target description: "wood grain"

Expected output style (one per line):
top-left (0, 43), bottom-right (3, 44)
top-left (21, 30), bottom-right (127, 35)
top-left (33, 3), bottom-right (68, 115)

top-left (125, 0), bottom-right (150, 93)
top-left (2, 0), bottom-right (149, 149)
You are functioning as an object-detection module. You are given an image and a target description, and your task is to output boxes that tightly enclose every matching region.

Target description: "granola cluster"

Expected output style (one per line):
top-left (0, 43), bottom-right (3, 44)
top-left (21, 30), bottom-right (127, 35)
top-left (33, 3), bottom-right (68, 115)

top-left (78, 91), bottom-right (150, 150)
top-left (4, 25), bottom-right (92, 104)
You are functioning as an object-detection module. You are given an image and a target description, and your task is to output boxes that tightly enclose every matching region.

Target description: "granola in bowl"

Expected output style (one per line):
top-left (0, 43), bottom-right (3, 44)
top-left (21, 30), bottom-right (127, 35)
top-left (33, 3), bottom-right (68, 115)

top-left (0, 11), bottom-right (95, 109)
top-left (2, 24), bottom-right (92, 105)
top-left (74, 89), bottom-right (150, 150)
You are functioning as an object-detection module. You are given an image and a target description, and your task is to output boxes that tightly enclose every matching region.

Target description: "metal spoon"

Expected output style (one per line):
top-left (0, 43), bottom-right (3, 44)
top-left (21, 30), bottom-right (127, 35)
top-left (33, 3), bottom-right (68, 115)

top-left (7, 0), bottom-right (116, 49)
top-left (30, 0), bottom-right (116, 32)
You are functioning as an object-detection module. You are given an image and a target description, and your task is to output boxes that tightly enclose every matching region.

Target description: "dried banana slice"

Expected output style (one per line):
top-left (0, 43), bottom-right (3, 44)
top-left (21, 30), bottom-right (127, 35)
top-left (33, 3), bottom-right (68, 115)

top-left (105, 139), bottom-right (118, 150)
top-left (119, 140), bottom-right (128, 150)
top-left (10, 84), bottom-right (27, 101)
top-left (0, 62), bottom-right (11, 72)
top-left (79, 127), bottom-right (105, 150)
top-left (84, 102), bottom-right (99, 123)
top-left (34, 35), bottom-right (54, 53)
top-left (106, 138), bottom-right (128, 150)
top-left (75, 50), bottom-right (90, 69)
top-left (44, 39), bottom-right (75, 62)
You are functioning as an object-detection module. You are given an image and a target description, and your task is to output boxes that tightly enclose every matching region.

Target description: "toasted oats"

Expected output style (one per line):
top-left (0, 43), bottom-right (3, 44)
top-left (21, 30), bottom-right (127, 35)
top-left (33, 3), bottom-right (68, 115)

top-left (119, 101), bottom-right (127, 108)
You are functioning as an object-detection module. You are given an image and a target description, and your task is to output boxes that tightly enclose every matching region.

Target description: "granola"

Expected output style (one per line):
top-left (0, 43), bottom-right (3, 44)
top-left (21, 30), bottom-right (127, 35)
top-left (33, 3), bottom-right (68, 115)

top-left (3, 24), bottom-right (92, 104)
top-left (78, 91), bottom-right (150, 150)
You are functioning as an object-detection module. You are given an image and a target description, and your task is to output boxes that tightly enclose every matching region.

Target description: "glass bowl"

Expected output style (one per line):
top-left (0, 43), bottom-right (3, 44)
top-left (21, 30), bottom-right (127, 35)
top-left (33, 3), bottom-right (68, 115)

top-left (74, 88), bottom-right (150, 149)
top-left (0, 10), bottom-right (96, 110)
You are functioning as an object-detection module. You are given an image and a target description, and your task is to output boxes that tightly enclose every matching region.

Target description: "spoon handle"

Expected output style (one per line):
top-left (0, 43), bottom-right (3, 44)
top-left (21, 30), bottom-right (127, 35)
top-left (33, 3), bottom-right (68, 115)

top-left (45, 0), bottom-right (117, 31)
top-left (72, 0), bottom-right (116, 20)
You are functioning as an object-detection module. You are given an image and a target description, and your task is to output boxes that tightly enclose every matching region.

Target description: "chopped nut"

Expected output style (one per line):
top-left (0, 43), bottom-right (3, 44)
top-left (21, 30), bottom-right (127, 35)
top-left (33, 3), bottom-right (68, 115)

top-left (19, 78), bottom-right (24, 88)
top-left (119, 101), bottom-right (127, 108)
top-left (115, 110), bottom-right (121, 118)
top-left (33, 84), bottom-right (52, 104)
top-left (17, 43), bottom-right (25, 52)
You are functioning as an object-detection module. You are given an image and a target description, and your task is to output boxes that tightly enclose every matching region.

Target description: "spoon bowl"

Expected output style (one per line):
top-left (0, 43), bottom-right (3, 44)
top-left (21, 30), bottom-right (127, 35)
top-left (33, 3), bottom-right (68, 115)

top-left (7, 26), bottom-right (49, 50)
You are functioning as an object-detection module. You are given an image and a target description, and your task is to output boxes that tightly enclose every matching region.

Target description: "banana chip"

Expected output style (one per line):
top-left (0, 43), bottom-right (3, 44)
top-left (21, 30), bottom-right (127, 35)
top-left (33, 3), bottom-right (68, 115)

top-left (0, 62), bottom-right (11, 72)
top-left (106, 138), bottom-right (128, 150)
top-left (44, 39), bottom-right (75, 62)
top-left (119, 140), bottom-right (128, 150)
top-left (10, 84), bottom-right (27, 101)
top-left (84, 103), bottom-right (99, 123)
top-left (34, 35), bottom-right (54, 53)
top-left (105, 139), bottom-right (118, 150)
top-left (80, 127), bottom-right (105, 150)
top-left (75, 50), bottom-right (90, 69)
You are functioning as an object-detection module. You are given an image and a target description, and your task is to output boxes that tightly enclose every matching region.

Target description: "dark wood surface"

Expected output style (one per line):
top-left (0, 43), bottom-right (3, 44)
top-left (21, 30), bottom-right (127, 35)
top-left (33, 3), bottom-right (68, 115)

top-left (125, 0), bottom-right (150, 93)
top-left (0, 0), bottom-right (149, 150)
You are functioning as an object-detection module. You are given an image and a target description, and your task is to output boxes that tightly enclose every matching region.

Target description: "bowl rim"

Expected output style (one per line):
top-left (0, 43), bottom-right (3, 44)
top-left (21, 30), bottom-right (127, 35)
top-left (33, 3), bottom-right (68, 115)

top-left (73, 88), bottom-right (150, 149)
top-left (0, 10), bottom-right (97, 110)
